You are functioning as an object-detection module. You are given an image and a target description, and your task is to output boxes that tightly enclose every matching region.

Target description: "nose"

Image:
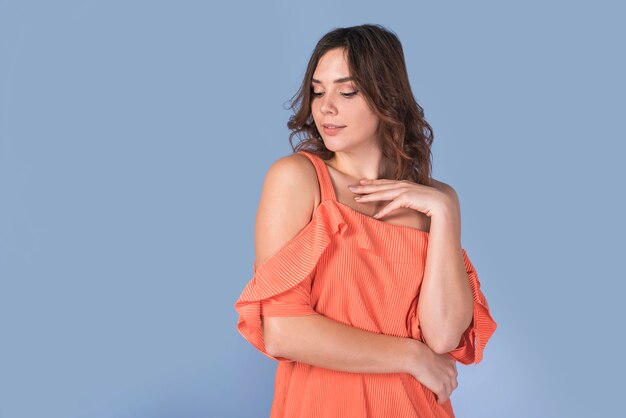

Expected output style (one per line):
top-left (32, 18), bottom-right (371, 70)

top-left (319, 94), bottom-right (337, 115)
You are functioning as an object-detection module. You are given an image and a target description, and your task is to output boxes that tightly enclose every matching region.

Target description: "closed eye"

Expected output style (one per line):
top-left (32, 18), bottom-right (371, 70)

top-left (312, 91), bottom-right (358, 98)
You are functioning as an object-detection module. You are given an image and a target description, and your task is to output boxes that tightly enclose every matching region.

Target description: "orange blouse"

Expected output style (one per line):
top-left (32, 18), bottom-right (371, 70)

top-left (235, 150), bottom-right (497, 417)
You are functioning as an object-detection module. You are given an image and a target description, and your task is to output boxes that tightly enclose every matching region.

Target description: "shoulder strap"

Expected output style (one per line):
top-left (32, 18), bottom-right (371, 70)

top-left (297, 150), bottom-right (337, 202)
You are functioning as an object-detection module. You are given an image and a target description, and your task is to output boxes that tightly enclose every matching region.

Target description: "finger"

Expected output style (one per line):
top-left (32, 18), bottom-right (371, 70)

top-left (437, 392), bottom-right (449, 405)
top-left (353, 188), bottom-right (405, 204)
top-left (349, 182), bottom-right (404, 194)
top-left (359, 178), bottom-right (397, 184)
top-left (372, 199), bottom-right (403, 219)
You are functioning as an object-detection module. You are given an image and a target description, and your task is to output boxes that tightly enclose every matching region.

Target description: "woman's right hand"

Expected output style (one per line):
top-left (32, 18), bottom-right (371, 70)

top-left (410, 341), bottom-right (458, 405)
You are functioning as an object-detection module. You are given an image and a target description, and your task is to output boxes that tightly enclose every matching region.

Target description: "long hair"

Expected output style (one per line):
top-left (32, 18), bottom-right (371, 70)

top-left (286, 23), bottom-right (434, 185)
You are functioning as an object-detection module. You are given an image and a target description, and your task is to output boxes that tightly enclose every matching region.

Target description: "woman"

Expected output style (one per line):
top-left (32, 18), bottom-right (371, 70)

top-left (235, 24), bottom-right (497, 417)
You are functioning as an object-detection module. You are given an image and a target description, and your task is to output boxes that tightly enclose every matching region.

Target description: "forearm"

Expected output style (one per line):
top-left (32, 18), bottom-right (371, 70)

top-left (419, 206), bottom-right (474, 353)
top-left (263, 313), bottom-right (424, 375)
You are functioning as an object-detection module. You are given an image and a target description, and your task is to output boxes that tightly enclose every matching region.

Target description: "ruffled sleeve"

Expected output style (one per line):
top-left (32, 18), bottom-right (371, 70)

top-left (234, 201), bottom-right (347, 361)
top-left (446, 248), bottom-right (497, 365)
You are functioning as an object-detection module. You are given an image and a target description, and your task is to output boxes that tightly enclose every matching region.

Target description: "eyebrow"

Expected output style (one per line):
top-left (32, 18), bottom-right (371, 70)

top-left (311, 76), bottom-right (354, 84)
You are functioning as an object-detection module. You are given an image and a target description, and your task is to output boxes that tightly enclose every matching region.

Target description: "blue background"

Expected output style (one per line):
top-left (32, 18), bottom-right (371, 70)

top-left (1, 1), bottom-right (624, 417)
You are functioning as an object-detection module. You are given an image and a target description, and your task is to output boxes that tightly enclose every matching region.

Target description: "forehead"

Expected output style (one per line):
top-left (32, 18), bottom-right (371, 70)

top-left (312, 48), bottom-right (352, 83)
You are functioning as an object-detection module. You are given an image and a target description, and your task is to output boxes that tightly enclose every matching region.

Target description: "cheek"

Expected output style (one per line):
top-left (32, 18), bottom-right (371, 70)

top-left (310, 100), bottom-right (320, 117)
top-left (352, 106), bottom-right (379, 131)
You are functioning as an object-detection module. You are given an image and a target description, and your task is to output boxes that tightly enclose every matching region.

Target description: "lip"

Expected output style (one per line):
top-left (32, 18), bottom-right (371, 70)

top-left (322, 126), bottom-right (345, 136)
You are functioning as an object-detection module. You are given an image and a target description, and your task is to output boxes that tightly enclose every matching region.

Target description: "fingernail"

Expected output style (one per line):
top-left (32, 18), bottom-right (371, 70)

top-left (353, 196), bottom-right (361, 200)
top-left (348, 185), bottom-right (356, 190)
top-left (372, 212), bottom-right (380, 218)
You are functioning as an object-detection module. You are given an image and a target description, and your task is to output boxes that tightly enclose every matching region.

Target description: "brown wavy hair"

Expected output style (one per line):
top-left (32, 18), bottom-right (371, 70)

top-left (286, 23), bottom-right (434, 185)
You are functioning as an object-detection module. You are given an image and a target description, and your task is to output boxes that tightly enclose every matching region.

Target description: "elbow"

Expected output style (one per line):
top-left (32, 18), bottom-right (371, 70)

top-left (430, 306), bottom-right (474, 354)
top-left (423, 329), bottom-right (464, 355)
top-left (262, 316), bottom-right (286, 358)
top-left (264, 334), bottom-right (280, 358)
top-left (262, 313), bottom-right (320, 358)
top-left (265, 342), bottom-right (281, 358)
top-left (430, 336), bottom-right (462, 355)
top-left (420, 300), bottom-right (474, 354)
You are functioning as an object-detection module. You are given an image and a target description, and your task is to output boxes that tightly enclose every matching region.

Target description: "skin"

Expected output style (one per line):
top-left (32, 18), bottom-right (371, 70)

top-left (313, 47), bottom-right (475, 353)
top-left (258, 46), bottom-right (474, 405)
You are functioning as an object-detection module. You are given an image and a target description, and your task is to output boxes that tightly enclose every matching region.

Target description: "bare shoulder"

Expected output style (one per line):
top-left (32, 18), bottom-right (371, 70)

top-left (262, 153), bottom-right (320, 209)
top-left (429, 177), bottom-right (460, 207)
top-left (253, 153), bottom-right (320, 269)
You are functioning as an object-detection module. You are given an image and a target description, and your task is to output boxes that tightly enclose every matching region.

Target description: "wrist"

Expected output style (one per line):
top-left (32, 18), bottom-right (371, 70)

top-left (430, 196), bottom-right (456, 219)
top-left (400, 338), bottom-right (427, 376)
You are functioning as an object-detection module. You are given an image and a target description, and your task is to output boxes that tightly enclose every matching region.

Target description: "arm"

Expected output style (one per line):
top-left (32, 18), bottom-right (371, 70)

top-left (255, 154), bottom-right (424, 375)
top-left (263, 313), bottom-right (425, 375)
top-left (418, 182), bottom-right (475, 354)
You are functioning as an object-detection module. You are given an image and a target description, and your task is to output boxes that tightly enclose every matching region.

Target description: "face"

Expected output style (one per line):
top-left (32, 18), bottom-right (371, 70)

top-left (310, 47), bottom-right (381, 153)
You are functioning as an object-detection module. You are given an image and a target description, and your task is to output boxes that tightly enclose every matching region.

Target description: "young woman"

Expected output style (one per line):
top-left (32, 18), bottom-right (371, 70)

top-left (235, 24), bottom-right (497, 418)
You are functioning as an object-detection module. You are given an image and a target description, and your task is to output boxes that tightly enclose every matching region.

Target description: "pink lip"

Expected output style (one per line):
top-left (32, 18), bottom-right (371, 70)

top-left (322, 126), bottom-right (345, 136)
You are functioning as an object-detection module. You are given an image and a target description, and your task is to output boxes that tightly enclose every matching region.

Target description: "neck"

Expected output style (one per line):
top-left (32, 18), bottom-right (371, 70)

top-left (328, 149), bottom-right (393, 181)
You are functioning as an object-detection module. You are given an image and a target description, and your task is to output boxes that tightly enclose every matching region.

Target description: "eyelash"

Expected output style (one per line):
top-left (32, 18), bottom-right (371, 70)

top-left (311, 90), bottom-right (358, 98)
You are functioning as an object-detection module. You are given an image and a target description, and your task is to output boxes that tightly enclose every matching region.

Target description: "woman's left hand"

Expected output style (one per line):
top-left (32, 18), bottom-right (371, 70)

top-left (348, 179), bottom-right (455, 219)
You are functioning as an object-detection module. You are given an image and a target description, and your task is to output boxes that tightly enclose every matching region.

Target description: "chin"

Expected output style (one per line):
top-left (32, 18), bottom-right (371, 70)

top-left (321, 140), bottom-right (344, 153)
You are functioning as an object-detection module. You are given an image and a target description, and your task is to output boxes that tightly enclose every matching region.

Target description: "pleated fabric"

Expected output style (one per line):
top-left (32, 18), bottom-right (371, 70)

top-left (234, 150), bottom-right (497, 418)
